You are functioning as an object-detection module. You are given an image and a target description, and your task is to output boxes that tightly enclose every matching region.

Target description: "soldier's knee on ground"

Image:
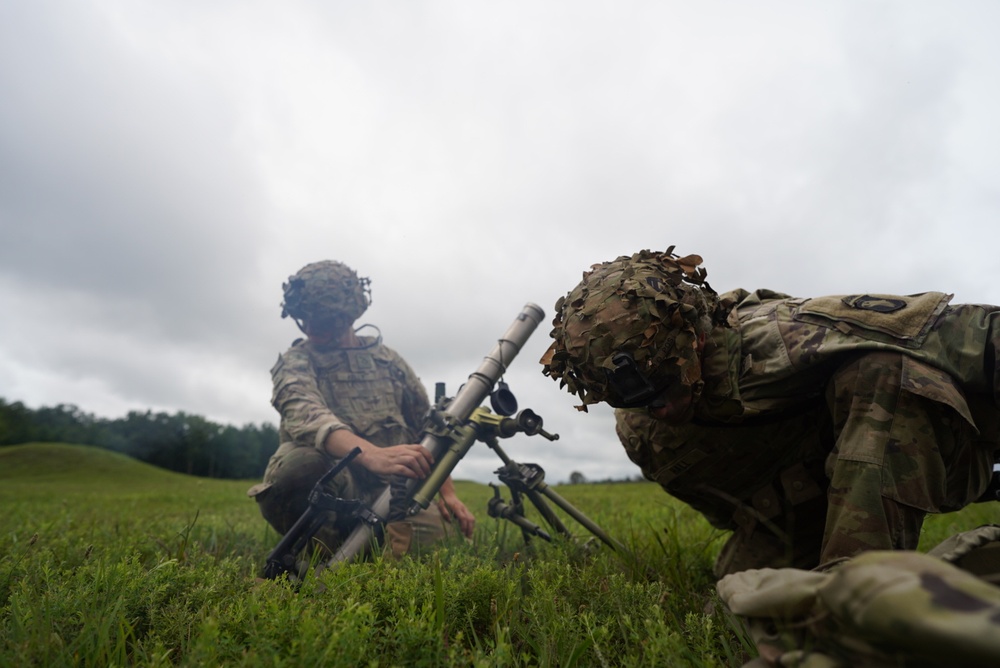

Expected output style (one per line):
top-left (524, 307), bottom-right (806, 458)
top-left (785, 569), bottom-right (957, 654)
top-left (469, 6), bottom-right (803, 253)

top-left (714, 515), bottom-right (826, 579)
top-left (385, 504), bottom-right (457, 559)
top-left (249, 444), bottom-right (362, 551)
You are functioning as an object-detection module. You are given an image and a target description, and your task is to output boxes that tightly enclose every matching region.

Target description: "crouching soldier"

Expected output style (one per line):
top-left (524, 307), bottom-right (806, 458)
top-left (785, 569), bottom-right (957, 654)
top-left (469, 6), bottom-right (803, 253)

top-left (248, 261), bottom-right (474, 558)
top-left (541, 247), bottom-right (1000, 577)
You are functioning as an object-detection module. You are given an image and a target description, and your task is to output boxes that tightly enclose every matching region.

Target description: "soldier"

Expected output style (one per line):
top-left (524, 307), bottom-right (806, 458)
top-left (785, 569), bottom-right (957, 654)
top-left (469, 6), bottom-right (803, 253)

top-left (248, 261), bottom-right (475, 557)
top-left (541, 247), bottom-right (999, 577)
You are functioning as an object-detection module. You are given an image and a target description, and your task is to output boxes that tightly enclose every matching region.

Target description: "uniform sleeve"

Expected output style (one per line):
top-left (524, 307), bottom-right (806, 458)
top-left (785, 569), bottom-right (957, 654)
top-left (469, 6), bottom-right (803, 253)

top-left (271, 346), bottom-right (351, 452)
top-left (615, 408), bottom-right (736, 530)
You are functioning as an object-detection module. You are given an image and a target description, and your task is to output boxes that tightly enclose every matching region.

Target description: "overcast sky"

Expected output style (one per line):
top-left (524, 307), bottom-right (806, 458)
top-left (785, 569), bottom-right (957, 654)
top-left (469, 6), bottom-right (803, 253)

top-left (2, 1), bottom-right (999, 484)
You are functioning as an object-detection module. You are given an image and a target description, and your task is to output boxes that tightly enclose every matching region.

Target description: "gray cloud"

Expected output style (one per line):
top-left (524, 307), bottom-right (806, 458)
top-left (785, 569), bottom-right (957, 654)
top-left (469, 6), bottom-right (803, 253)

top-left (2, 1), bottom-right (999, 482)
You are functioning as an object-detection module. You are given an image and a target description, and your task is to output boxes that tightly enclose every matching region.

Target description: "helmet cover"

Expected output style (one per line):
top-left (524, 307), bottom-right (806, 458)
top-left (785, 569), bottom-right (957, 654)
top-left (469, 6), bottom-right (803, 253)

top-left (281, 261), bottom-right (371, 329)
top-left (540, 247), bottom-right (726, 410)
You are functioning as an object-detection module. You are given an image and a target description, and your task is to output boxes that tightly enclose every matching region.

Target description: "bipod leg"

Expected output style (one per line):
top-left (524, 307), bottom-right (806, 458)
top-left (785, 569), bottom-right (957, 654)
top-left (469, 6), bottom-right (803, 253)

top-left (494, 458), bottom-right (624, 552)
top-left (531, 484), bottom-right (626, 552)
top-left (487, 435), bottom-right (624, 552)
top-left (488, 438), bottom-right (574, 539)
top-left (487, 484), bottom-right (552, 543)
top-left (521, 487), bottom-right (572, 539)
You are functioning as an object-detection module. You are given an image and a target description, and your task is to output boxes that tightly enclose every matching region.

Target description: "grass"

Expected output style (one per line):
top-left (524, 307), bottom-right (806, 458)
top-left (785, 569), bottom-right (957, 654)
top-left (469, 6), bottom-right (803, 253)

top-left (0, 442), bottom-right (996, 667)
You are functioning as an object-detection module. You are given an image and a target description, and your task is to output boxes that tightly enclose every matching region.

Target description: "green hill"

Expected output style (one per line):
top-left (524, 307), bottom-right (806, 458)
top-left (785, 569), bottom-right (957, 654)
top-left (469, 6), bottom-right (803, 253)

top-left (0, 442), bottom-right (190, 481)
top-left (0, 442), bottom-right (264, 544)
top-left (0, 442), bottom-right (222, 499)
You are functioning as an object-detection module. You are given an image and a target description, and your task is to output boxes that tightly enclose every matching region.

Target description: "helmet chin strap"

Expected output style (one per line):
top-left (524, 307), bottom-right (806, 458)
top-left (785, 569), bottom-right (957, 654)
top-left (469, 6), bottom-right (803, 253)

top-left (605, 351), bottom-right (662, 408)
top-left (342, 323), bottom-right (381, 350)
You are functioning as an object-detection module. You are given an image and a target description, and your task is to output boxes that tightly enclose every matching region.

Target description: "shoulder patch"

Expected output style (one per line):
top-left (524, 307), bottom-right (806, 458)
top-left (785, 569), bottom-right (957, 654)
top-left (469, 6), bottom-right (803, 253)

top-left (792, 292), bottom-right (952, 347)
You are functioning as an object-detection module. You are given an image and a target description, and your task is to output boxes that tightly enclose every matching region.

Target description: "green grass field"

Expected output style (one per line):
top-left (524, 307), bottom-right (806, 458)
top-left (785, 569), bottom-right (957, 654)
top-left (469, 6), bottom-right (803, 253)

top-left (1, 443), bottom-right (996, 667)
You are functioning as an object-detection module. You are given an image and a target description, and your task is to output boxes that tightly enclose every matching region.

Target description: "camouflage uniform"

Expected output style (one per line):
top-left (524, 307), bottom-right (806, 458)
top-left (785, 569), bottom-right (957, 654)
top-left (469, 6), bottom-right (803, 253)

top-left (248, 261), bottom-right (453, 557)
top-left (248, 335), bottom-right (451, 556)
top-left (717, 524), bottom-right (1000, 666)
top-left (544, 250), bottom-right (1000, 577)
top-left (617, 288), bottom-right (1000, 576)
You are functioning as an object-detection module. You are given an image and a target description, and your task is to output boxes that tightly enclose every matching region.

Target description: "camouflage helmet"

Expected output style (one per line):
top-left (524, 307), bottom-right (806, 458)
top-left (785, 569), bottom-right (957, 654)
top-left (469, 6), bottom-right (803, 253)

top-left (280, 261), bottom-right (372, 331)
top-left (540, 247), bottom-right (727, 410)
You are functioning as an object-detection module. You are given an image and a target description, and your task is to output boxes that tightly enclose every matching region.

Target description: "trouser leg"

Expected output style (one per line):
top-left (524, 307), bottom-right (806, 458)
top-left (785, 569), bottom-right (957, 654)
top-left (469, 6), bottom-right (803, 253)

top-left (821, 352), bottom-right (991, 564)
top-left (385, 504), bottom-right (451, 559)
top-left (822, 458), bottom-right (924, 561)
top-left (252, 444), bottom-right (358, 553)
top-left (713, 492), bottom-right (828, 578)
top-left (252, 443), bottom-right (457, 558)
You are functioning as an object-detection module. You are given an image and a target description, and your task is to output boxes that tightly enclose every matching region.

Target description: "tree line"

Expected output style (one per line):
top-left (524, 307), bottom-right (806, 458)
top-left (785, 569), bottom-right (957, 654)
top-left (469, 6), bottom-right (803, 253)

top-left (0, 398), bottom-right (277, 479)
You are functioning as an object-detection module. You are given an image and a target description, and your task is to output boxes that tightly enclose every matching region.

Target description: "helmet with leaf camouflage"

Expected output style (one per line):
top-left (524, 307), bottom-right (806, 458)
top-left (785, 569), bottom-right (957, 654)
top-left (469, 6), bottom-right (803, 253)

top-left (540, 247), bottom-right (728, 411)
top-left (280, 261), bottom-right (372, 333)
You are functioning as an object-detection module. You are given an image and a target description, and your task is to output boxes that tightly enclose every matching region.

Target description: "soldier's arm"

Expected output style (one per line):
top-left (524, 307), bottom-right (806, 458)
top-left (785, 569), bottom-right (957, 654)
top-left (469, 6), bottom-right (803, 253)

top-left (271, 347), bottom-right (352, 452)
top-left (272, 347), bottom-right (436, 479)
top-left (322, 427), bottom-right (433, 479)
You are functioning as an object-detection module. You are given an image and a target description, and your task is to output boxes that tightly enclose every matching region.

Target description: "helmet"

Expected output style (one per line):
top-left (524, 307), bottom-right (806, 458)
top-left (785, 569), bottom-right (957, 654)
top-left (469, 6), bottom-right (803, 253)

top-left (280, 261), bottom-right (371, 332)
top-left (540, 247), bottom-right (726, 410)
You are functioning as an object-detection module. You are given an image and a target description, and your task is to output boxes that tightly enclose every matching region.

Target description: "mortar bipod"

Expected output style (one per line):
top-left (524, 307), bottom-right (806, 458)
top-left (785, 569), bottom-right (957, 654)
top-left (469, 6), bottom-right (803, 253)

top-left (478, 413), bottom-right (626, 553)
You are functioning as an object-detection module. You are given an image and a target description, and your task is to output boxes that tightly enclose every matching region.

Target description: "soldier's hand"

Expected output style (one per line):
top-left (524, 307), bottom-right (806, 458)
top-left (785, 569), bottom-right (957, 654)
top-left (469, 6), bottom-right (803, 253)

top-left (324, 429), bottom-right (434, 479)
top-left (357, 442), bottom-right (434, 479)
top-left (438, 477), bottom-right (475, 538)
top-left (438, 492), bottom-right (476, 538)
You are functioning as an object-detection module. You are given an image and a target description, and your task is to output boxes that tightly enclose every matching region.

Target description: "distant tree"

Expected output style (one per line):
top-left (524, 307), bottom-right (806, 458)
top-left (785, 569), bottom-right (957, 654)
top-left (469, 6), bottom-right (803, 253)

top-left (33, 404), bottom-right (101, 445)
top-left (232, 422), bottom-right (279, 478)
top-left (568, 471), bottom-right (587, 485)
top-left (0, 399), bottom-right (33, 446)
top-left (0, 396), bottom-right (278, 479)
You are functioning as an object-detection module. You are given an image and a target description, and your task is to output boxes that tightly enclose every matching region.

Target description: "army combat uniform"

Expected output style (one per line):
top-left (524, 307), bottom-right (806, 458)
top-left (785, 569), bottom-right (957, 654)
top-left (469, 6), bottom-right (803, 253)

top-left (248, 335), bottom-right (450, 556)
top-left (616, 289), bottom-right (1000, 577)
top-left (717, 524), bottom-right (1000, 666)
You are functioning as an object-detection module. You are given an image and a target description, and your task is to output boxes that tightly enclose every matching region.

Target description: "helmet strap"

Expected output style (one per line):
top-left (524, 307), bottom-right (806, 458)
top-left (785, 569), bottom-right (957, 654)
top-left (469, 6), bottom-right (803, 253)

top-left (340, 324), bottom-right (382, 350)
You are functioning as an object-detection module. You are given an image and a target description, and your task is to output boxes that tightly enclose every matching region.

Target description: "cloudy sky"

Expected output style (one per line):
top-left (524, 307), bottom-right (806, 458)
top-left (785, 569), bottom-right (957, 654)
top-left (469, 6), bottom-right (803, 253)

top-left (2, 1), bottom-right (999, 484)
